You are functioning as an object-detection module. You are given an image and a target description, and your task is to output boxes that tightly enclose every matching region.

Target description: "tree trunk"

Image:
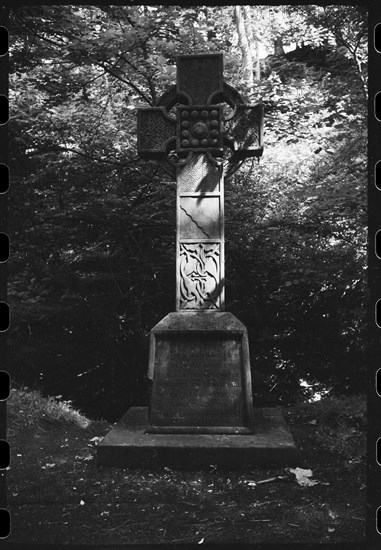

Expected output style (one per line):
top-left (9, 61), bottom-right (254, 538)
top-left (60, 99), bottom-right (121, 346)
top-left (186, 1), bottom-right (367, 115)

top-left (243, 6), bottom-right (260, 81)
top-left (273, 36), bottom-right (285, 56)
top-left (353, 52), bottom-right (368, 102)
top-left (234, 6), bottom-right (254, 89)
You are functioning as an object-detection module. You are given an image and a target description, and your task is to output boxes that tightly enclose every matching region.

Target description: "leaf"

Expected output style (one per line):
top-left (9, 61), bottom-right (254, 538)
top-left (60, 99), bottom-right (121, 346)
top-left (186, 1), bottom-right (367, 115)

top-left (41, 463), bottom-right (56, 469)
top-left (77, 453), bottom-right (93, 461)
top-left (328, 509), bottom-right (337, 520)
top-left (288, 467), bottom-right (319, 487)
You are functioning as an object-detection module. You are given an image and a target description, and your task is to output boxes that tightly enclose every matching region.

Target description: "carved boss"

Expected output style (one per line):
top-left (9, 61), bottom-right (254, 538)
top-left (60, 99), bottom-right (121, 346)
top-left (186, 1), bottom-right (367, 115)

top-left (137, 53), bottom-right (263, 176)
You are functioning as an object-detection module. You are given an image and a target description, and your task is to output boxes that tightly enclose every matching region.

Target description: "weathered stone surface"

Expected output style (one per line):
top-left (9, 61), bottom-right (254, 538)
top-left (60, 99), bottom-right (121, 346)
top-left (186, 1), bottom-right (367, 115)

top-left (179, 197), bottom-right (221, 240)
top-left (149, 335), bottom-right (244, 431)
top-left (176, 53), bottom-right (223, 105)
top-left (147, 312), bottom-right (254, 434)
top-left (97, 407), bottom-right (299, 469)
top-left (177, 150), bottom-right (224, 311)
top-left (177, 154), bottom-right (220, 193)
top-left (149, 311), bottom-right (248, 333)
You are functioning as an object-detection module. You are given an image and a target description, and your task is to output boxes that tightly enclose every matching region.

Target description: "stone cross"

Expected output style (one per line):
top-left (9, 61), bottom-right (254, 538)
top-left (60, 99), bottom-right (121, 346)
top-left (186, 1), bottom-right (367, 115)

top-left (98, 53), bottom-right (296, 461)
top-left (137, 53), bottom-right (263, 435)
top-left (138, 53), bottom-right (263, 312)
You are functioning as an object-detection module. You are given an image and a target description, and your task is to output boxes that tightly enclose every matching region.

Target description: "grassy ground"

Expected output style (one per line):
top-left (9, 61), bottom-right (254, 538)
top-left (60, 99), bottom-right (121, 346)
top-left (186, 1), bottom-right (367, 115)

top-left (7, 388), bottom-right (366, 544)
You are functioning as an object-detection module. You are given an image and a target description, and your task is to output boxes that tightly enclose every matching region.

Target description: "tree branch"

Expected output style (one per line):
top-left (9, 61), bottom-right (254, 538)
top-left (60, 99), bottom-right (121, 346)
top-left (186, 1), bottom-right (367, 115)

top-left (98, 62), bottom-right (152, 105)
top-left (26, 145), bottom-right (136, 167)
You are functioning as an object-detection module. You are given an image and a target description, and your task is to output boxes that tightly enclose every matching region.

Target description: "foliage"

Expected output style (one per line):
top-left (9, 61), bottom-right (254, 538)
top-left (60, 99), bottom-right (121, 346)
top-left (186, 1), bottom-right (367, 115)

top-left (8, 387), bottom-right (91, 434)
top-left (289, 394), bottom-right (366, 466)
top-left (8, 5), bottom-right (367, 418)
top-left (226, 26), bottom-right (367, 401)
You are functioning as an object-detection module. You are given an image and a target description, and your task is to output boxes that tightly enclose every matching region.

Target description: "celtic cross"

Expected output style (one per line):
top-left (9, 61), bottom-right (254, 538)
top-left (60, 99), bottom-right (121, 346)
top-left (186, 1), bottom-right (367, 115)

top-left (138, 53), bottom-right (263, 311)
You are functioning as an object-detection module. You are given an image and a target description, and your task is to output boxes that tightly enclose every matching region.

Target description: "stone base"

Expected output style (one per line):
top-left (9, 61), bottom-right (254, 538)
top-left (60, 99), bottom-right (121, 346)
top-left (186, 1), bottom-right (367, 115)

top-left (147, 312), bottom-right (255, 433)
top-left (97, 407), bottom-right (299, 469)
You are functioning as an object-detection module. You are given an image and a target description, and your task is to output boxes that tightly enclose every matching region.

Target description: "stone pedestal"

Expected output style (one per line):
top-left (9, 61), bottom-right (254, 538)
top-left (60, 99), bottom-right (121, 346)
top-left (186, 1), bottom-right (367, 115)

top-left (147, 312), bottom-right (254, 434)
top-left (97, 312), bottom-right (298, 468)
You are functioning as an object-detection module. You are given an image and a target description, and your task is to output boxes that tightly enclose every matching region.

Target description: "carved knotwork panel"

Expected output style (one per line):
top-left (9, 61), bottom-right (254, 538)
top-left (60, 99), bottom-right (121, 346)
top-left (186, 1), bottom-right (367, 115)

top-left (179, 243), bottom-right (221, 310)
top-left (138, 108), bottom-right (176, 156)
top-left (178, 154), bottom-right (220, 193)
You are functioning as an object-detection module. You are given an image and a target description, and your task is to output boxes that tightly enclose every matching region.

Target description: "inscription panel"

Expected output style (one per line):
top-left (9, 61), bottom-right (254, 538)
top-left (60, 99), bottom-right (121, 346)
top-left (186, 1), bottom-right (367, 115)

top-left (149, 335), bottom-right (246, 428)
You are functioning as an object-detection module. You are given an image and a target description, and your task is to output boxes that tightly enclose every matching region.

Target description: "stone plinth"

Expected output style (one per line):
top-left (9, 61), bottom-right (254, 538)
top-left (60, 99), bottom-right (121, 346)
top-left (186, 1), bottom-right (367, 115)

top-left (147, 312), bottom-right (254, 434)
top-left (97, 407), bottom-right (298, 469)
top-left (97, 311), bottom-right (299, 468)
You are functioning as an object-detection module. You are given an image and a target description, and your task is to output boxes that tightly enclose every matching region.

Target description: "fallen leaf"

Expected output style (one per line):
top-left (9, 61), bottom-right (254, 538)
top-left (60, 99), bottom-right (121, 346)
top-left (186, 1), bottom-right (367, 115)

top-left (198, 538), bottom-right (204, 544)
top-left (41, 463), bottom-right (56, 469)
top-left (288, 467), bottom-right (319, 487)
top-left (77, 454), bottom-right (93, 461)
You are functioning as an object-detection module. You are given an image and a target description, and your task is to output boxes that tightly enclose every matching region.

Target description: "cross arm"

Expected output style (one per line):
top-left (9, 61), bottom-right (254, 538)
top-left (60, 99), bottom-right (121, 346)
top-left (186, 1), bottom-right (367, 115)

top-left (137, 107), bottom-right (176, 160)
top-left (224, 103), bottom-right (264, 162)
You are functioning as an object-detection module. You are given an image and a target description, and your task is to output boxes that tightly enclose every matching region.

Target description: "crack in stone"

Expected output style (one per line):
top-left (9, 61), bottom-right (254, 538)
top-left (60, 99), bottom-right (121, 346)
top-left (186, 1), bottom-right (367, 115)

top-left (180, 205), bottom-right (210, 239)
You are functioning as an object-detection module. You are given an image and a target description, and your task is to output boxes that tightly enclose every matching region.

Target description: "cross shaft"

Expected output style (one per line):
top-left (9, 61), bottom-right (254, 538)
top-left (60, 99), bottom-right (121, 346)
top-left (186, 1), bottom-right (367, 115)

top-left (138, 53), bottom-right (263, 311)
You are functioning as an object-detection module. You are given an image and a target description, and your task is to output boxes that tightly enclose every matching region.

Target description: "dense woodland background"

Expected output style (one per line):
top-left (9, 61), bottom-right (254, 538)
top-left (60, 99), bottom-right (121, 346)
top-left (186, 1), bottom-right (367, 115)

top-left (9, 5), bottom-right (367, 421)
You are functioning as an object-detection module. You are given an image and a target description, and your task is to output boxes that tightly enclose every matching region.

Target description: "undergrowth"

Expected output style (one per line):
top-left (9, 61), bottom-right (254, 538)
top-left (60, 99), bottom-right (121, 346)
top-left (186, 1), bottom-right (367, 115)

top-left (8, 387), bottom-right (91, 434)
top-left (289, 395), bottom-right (366, 465)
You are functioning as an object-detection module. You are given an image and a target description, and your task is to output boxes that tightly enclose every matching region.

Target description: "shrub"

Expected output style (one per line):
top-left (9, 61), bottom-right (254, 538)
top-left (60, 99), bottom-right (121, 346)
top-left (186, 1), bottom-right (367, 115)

top-left (292, 394), bottom-right (366, 464)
